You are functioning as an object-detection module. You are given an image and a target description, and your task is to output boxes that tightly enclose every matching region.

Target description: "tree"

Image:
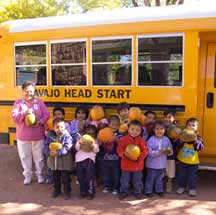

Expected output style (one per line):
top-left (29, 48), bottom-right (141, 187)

top-left (0, 0), bottom-right (73, 23)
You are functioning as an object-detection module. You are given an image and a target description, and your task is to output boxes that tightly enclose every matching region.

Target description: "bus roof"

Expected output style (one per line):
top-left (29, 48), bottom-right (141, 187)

top-left (2, 3), bottom-right (216, 33)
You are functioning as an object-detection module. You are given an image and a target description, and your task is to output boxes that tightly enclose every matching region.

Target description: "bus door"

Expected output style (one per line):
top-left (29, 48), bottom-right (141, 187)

top-left (203, 43), bottom-right (216, 156)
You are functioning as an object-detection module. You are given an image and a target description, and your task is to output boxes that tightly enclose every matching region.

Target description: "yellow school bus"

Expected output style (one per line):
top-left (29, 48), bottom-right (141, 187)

top-left (0, 4), bottom-right (216, 167)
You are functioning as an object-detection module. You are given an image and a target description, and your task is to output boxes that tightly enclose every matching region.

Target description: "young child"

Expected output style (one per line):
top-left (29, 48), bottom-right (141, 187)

top-left (176, 118), bottom-right (204, 197)
top-left (75, 125), bottom-right (99, 200)
top-left (102, 115), bottom-right (122, 195)
top-left (116, 102), bottom-right (130, 125)
top-left (143, 110), bottom-right (156, 140)
top-left (117, 120), bottom-right (148, 200)
top-left (44, 107), bottom-right (70, 184)
top-left (69, 107), bottom-right (89, 142)
top-left (145, 121), bottom-right (173, 197)
top-left (163, 110), bottom-right (178, 193)
top-left (43, 118), bottom-right (73, 200)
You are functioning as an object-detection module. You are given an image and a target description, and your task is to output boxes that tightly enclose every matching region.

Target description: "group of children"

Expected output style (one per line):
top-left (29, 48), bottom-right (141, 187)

top-left (43, 102), bottom-right (204, 200)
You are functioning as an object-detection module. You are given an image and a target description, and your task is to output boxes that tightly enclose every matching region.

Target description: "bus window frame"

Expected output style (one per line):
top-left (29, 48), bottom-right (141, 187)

top-left (14, 41), bottom-right (48, 87)
top-left (136, 33), bottom-right (184, 88)
top-left (90, 35), bottom-right (133, 87)
top-left (50, 38), bottom-right (88, 87)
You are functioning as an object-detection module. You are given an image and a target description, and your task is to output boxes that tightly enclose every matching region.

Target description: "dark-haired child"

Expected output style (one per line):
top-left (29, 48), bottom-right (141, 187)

top-left (143, 110), bottom-right (156, 140)
top-left (176, 118), bottom-right (204, 197)
top-left (69, 107), bottom-right (89, 142)
top-left (102, 115), bottom-right (122, 195)
top-left (117, 120), bottom-right (148, 200)
top-left (163, 110), bottom-right (178, 192)
top-left (75, 125), bottom-right (99, 199)
top-left (43, 118), bottom-right (73, 200)
top-left (116, 102), bottom-right (130, 125)
top-left (145, 121), bottom-right (172, 197)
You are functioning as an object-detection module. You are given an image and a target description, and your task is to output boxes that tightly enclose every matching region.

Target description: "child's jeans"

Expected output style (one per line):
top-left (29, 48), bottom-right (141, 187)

top-left (145, 168), bottom-right (163, 194)
top-left (120, 170), bottom-right (143, 195)
top-left (103, 159), bottom-right (120, 191)
top-left (52, 170), bottom-right (71, 195)
top-left (76, 158), bottom-right (95, 197)
top-left (177, 161), bottom-right (198, 190)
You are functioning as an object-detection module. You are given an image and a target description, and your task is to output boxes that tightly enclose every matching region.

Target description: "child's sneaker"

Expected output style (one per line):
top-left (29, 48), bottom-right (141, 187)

top-left (176, 188), bottom-right (185, 194)
top-left (188, 189), bottom-right (197, 197)
top-left (102, 187), bottom-right (109, 193)
top-left (112, 189), bottom-right (118, 195)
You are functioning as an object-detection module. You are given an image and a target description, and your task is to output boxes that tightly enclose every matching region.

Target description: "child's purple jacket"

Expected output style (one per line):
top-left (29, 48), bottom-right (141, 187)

top-left (146, 135), bottom-right (172, 169)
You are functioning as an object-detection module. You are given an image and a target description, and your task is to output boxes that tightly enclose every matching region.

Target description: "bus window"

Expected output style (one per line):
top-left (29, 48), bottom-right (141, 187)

top-left (92, 38), bottom-right (132, 86)
top-left (51, 41), bottom-right (87, 86)
top-left (15, 43), bottom-right (47, 86)
top-left (138, 35), bottom-right (183, 86)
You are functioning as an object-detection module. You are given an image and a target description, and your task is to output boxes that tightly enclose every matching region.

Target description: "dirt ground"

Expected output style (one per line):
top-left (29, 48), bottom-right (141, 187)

top-left (0, 144), bottom-right (216, 215)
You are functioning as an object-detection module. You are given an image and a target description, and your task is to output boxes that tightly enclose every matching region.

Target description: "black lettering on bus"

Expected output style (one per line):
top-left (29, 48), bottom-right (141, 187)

top-left (125, 89), bottom-right (132, 99)
top-left (53, 89), bottom-right (60, 97)
top-left (109, 89), bottom-right (116, 98)
top-left (85, 89), bottom-right (92, 98)
top-left (97, 89), bottom-right (103, 98)
top-left (117, 90), bottom-right (124, 98)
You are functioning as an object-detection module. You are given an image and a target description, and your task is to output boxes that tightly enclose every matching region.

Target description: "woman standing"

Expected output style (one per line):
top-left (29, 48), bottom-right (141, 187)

top-left (11, 80), bottom-right (50, 185)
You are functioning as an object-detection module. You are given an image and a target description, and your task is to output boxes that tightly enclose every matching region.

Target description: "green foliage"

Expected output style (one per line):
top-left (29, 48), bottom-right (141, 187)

top-left (0, 0), bottom-right (72, 23)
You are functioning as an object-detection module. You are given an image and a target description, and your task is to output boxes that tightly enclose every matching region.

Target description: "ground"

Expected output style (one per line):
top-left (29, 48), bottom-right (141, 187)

top-left (0, 144), bottom-right (216, 215)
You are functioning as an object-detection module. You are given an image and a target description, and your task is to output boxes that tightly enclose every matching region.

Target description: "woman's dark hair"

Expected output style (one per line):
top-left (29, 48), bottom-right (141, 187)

top-left (75, 107), bottom-right (89, 119)
top-left (21, 80), bottom-right (35, 90)
top-left (53, 107), bottom-right (65, 116)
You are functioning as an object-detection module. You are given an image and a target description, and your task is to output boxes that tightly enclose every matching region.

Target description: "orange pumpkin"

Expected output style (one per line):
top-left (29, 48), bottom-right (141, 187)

top-left (98, 127), bottom-right (114, 143)
top-left (128, 107), bottom-right (142, 121)
top-left (119, 123), bottom-right (128, 134)
top-left (90, 105), bottom-right (105, 121)
top-left (46, 117), bottom-right (53, 130)
top-left (166, 125), bottom-right (181, 140)
top-left (140, 114), bottom-right (146, 126)
top-left (125, 144), bottom-right (141, 160)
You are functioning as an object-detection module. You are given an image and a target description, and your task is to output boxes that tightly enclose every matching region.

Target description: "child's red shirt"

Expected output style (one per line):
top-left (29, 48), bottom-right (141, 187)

top-left (117, 134), bottom-right (148, 172)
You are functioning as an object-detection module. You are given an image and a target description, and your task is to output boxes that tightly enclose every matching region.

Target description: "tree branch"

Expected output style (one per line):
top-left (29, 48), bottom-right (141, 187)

top-left (155, 0), bottom-right (161, 6)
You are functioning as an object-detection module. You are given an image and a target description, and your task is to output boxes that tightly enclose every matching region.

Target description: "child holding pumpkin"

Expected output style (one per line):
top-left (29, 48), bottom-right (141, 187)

top-left (176, 118), bottom-right (204, 197)
top-left (100, 115), bottom-right (122, 195)
top-left (75, 125), bottom-right (99, 199)
top-left (117, 120), bottom-right (148, 200)
top-left (43, 118), bottom-right (73, 200)
top-left (145, 120), bottom-right (173, 197)
top-left (163, 110), bottom-right (179, 193)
